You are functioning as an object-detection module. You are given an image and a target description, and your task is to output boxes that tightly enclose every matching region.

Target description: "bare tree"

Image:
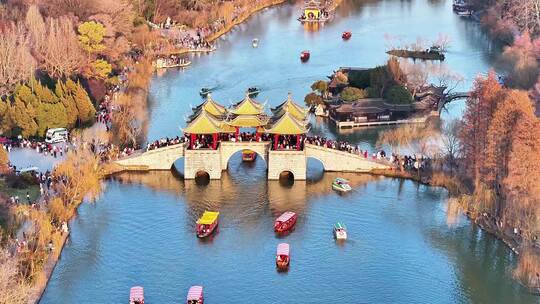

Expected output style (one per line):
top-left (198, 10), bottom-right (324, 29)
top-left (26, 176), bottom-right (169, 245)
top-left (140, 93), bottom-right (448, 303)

top-left (0, 248), bottom-right (32, 304)
top-left (440, 119), bottom-right (461, 174)
top-left (39, 17), bottom-right (86, 78)
top-left (0, 24), bottom-right (36, 96)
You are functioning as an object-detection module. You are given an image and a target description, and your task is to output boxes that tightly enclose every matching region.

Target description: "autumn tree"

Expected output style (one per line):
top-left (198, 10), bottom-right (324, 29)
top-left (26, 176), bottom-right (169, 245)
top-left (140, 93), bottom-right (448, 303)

top-left (0, 146), bottom-right (9, 173)
top-left (459, 71), bottom-right (504, 183)
top-left (311, 80), bottom-right (328, 97)
top-left (484, 90), bottom-right (536, 189)
top-left (503, 114), bottom-right (540, 240)
top-left (500, 32), bottom-right (540, 89)
top-left (53, 148), bottom-right (102, 207)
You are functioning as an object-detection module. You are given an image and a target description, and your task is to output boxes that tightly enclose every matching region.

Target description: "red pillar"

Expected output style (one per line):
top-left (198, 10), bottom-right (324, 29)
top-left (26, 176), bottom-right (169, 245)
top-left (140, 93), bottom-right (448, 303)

top-left (235, 127), bottom-right (239, 141)
top-left (255, 132), bottom-right (260, 141)
top-left (190, 134), bottom-right (196, 149)
top-left (212, 133), bottom-right (218, 149)
top-left (296, 134), bottom-right (300, 150)
top-left (274, 134), bottom-right (279, 150)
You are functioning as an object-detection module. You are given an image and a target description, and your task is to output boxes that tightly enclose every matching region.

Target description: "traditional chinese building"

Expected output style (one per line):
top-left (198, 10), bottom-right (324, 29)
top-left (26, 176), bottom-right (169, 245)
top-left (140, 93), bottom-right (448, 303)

top-left (226, 93), bottom-right (269, 140)
top-left (183, 110), bottom-right (235, 149)
top-left (266, 111), bottom-right (309, 151)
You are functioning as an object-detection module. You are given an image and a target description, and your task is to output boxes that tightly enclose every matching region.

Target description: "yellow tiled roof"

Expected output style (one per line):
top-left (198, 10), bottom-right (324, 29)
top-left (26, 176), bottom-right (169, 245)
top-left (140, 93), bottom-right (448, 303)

top-left (230, 94), bottom-right (264, 115)
top-left (183, 110), bottom-right (224, 134)
top-left (265, 112), bottom-right (309, 135)
top-left (195, 94), bottom-right (227, 117)
top-left (226, 115), bottom-right (269, 128)
top-left (272, 93), bottom-right (308, 120)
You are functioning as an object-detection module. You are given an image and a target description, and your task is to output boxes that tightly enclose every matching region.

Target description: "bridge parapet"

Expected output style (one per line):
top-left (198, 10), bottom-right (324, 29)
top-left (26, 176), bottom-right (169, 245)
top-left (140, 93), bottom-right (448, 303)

top-left (115, 143), bottom-right (186, 170)
top-left (305, 144), bottom-right (390, 172)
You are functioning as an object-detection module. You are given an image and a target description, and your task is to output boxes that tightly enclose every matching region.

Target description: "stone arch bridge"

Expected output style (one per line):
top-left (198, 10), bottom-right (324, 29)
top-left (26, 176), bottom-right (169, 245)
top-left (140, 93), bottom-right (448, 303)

top-left (115, 142), bottom-right (390, 180)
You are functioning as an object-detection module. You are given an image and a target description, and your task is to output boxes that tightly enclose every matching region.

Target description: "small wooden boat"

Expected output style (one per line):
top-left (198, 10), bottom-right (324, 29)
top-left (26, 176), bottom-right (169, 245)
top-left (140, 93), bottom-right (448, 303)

top-left (196, 211), bottom-right (219, 238)
top-left (199, 87), bottom-right (212, 97)
top-left (242, 149), bottom-right (257, 162)
top-left (342, 31), bottom-right (352, 40)
top-left (186, 285), bottom-right (204, 304)
top-left (333, 222), bottom-right (347, 240)
top-left (274, 211), bottom-right (297, 233)
top-left (247, 87), bottom-right (260, 97)
top-left (300, 51), bottom-right (310, 62)
top-left (129, 286), bottom-right (144, 304)
top-left (252, 38), bottom-right (259, 48)
top-left (276, 243), bottom-right (290, 270)
top-left (332, 178), bottom-right (352, 192)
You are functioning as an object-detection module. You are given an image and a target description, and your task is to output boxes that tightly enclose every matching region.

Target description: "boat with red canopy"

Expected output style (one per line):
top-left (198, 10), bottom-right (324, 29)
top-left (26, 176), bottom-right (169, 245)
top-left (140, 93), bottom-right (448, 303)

top-left (196, 211), bottom-right (219, 238)
top-left (300, 50), bottom-right (310, 62)
top-left (186, 285), bottom-right (204, 304)
top-left (274, 211), bottom-right (297, 233)
top-left (342, 31), bottom-right (352, 40)
top-left (242, 149), bottom-right (257, 162)
top-left (129, 286), bottom-right (144, 304)
top-left (276, 243), bottom-right (290, 270)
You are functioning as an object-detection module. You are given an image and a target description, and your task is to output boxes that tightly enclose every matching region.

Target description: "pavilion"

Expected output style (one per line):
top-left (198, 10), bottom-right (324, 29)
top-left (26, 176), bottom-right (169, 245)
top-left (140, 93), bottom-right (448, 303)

top-left (225, 93), bottom-right (269, 141)
top-left (183, 110), bottom-right (235, 149)
top-left (266, 111), bottom-right (309, 151)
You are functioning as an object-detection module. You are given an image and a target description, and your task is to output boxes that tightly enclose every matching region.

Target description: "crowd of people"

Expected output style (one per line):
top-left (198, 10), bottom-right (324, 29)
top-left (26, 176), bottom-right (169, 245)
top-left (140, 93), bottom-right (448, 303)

top-left (2, 138), bottom-right (70, 160)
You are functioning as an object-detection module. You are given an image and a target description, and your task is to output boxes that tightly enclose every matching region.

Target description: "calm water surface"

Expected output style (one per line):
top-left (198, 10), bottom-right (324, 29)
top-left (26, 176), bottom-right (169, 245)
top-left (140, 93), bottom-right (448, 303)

top-left (41, 0), bottom-right (537, 303)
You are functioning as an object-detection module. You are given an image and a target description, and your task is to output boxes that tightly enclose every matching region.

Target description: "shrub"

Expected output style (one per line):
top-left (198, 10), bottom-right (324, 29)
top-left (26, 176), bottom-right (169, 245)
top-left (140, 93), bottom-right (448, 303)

top-left (304, 92), bottom-right (323, 105)
top-left (366, 87), bottom-right (379, 98)
top-left (348, 69), bottom-right (371, 89)
top-left (385, 85), bottom-right (413, 104)
top-left (341, 86), bottom-right (367, 102)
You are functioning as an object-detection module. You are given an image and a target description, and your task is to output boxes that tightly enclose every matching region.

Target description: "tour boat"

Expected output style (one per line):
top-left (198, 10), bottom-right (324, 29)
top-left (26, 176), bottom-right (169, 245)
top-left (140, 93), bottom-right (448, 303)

top-left (242, 149), bottom-right (257, 162)
top-left (252, 38), bottom-right (259, 48)
top-left (196, 211), bottom-right (219, 238)
top-left (300, 51), bottom-right (310, 62)
top-left (274, 211), bottom-right (297, 233)
top-left (333, 222), bottom-right (347, 240)
top-left (199, 87), bottom-right (212, 97)
top-left (342, 31), bottom-right (352, 40)
top-left (247, 86), bottom-right (260, 97)
top-left (186, 285), bottom-right (204, 304)
top-left (332, 178), bottom-right (352, 192)
top-left (276, 243), bottom-right (290, 270)
top-left (129, 286), bottom-right (144, 304)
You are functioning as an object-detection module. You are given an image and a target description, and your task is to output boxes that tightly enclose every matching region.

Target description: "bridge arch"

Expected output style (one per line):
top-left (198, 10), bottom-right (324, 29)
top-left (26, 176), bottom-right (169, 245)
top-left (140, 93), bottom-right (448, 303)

top-left (306, 156), bottom-right (326, 181)
top-left (219, 142), bottom-right (270, 170)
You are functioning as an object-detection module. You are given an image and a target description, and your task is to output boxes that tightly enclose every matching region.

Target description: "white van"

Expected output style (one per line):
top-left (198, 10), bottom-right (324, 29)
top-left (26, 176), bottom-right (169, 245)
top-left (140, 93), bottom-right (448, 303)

top-left (45, 128), bottom-right (68, 144)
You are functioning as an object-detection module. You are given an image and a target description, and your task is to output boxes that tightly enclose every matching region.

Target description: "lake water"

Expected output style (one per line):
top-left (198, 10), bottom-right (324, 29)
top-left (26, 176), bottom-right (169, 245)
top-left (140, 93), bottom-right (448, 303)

top-left (40, 0), bottom-right (537, 303)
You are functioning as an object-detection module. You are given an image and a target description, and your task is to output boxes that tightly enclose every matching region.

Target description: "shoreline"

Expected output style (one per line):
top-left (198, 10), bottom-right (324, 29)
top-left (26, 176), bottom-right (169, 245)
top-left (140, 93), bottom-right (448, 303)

top-left (28, 231), bottom-right (69, 304)
top-left (369, 169), bottom-right (525, 256)
top-left (206, 0), bottom-right (288, 43)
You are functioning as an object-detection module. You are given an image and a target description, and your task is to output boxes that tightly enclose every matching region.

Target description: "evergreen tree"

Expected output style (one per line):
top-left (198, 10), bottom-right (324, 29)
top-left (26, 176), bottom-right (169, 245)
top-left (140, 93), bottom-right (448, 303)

top-left (56, 80), bottom-right (79, 128)
top-left (72, 80), bottom-right (96, 125)
top-left (9, 97), bottom-right (38, 137)
top-left (34, 102), bottom-right (68, 136)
